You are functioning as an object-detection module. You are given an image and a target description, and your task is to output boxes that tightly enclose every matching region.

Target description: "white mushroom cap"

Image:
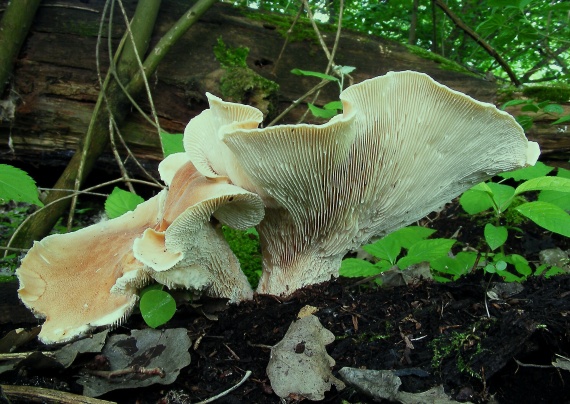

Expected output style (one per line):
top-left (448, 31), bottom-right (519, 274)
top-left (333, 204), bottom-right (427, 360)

top-left (184, 71), bottom-right (539, 297)
top-left (134, 153), bottom-right (265, 302)
top-left (16, 192), bottom-right (164, 344)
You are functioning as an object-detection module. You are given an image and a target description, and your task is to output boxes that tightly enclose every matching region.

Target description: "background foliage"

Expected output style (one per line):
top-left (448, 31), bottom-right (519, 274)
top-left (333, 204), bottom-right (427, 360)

top-left (232, 0), bottom-right (570, 86)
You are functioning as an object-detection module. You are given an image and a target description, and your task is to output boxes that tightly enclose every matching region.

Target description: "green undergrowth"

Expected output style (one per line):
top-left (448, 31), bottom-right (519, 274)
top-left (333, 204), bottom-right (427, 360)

top-left (404, 44), bottom-right (477, 76)
top-left (221, 226), bottom-right (263, 288)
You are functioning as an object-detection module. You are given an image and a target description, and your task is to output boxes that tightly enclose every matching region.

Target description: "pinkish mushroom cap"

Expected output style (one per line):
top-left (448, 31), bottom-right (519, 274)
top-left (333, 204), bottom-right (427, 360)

top-left (184, 71), bottom-right (540, 297)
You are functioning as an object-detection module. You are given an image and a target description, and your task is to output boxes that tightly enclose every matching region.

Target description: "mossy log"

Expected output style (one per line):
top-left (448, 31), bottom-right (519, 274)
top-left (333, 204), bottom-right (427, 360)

top-left (0, 0), bottom-right (567, 179)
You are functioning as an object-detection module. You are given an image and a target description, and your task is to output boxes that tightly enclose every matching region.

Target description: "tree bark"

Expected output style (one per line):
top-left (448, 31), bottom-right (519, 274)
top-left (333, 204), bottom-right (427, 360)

top-left (0, 0), bottom-right (42, 96)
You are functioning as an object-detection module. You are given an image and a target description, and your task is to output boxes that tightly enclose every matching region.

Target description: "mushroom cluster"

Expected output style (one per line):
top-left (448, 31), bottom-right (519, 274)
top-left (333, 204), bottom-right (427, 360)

top-left (185, 70), bottom-right (539, 296)
top-left (17, 71), bottom-right (539, 344)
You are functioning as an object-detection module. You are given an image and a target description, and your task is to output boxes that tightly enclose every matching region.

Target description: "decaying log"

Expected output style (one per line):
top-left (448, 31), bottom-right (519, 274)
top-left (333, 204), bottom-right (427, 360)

top-left (0, 0), bottom-right (567, 178)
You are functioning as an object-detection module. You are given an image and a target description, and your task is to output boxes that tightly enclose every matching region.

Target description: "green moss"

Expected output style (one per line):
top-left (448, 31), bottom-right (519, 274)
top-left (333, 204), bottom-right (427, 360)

top-left (523, 84), bottom-right (570, 103)
top-left (222, 226), bottom-right (263, 288)
top-left (214, 38), bottom-right (280, 117)
top-left (404, 45), bottom-right (476, 76)
top-left (242, 9), bottom-right (335, 44)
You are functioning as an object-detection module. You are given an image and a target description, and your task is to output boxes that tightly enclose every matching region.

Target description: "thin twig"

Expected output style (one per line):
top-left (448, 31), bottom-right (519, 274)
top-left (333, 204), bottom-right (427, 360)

top-left (271, 4), bottom-right (303, 75)
top-left (301, 0), bottom-right (331, 61)
top-left (116, 0), bottom-right (163, 149)
top-left (0, 246), bottom-right (29, 253)
top-left (4, 178), bottom-right (163, 255)
top-left (195, 371), bottom-right (252, 404)
top-left (297, 0), bottom-right (344, 123)
top-left (109, 117), bottom-right (136, 193)
top-left (267, 79), bottom-right (330, 127)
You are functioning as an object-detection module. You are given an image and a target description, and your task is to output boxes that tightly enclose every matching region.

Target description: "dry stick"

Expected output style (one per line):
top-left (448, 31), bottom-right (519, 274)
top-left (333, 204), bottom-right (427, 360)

top-left (112, 119), bottom-right (162, 186)
top-left (434, 0), bottom-right (521, 86)
top-left (271, 4), bottom-right (304, 76)
top-left (4, 178), bottom-right (162, 255)
top-left (116, 0), bottom-right (163, 149)
top-left (195, 370), bottom-right (252, 404)
top-left (109, 117), bottom-right (136, 193)
top-left (301, 0), bottom-right (331, 61)
top-left (0, 384), bottom-right (116, 404)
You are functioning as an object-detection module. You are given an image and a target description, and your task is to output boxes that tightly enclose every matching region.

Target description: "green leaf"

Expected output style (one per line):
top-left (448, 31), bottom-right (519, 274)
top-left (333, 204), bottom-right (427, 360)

top-left (0, 164), bottom-right (43, 206)
top-left (498, 162), bottom-right (554, 181)
top-left (516, 115), bottom-right (534, 131)
top-left (459, 188), bottom-right (494, 214)
top-left (323, 101), bottom-right (343, 110)
top-left (105, 187), bottom-right (144, 219)
top-left (139, 289), bottom-right (176, 328)
top-left (542, 104), bottom-right (564, 114)
top-left (505, 254), bottom-right (531, 277)
top-left (552, 114), bottom-right (570, 125)
top-left (362, 236), bottom-right (400, 264)
top-left (501, 99), bottom-right (529, 109)
top-left (484, 224), bottom-right (508, 251)
top-left (521, 104), bottom-right (539, 113)
top-left (386, 226), bottom-right (436, 249)
top-left (431, 252), bottom-right (477, 279)
top-left (160, 132), bottom-right (184, 157)
top-left (308, 103), bottom-right (338, 119)
top-left (515, 176), bottom-right (570, 195)
top-left (339, 258), bottom-right (381, 278)
top-left (516, 201), bottom-right (570, 237)
top-left (291, 68), bottom-right (338, 82)
top-left (487, 182), bottom-right (516, 213)
top-left (538, 188), bottom-right (570, 211)
top-left (397, 238), bottom-right (455, 269)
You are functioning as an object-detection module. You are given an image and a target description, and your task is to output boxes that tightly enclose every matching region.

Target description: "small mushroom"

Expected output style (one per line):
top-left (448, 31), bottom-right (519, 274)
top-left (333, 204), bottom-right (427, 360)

top-left (184, 71), bottom-right (540, 296)
top-left (17, 192), bottom-right (164, 344)
top-left (134, 153), bottom-right (265, 302)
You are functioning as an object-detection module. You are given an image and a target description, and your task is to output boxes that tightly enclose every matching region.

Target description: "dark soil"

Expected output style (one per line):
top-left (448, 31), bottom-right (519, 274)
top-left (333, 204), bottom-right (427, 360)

top-left (1, 201), bottom-right (569, 404)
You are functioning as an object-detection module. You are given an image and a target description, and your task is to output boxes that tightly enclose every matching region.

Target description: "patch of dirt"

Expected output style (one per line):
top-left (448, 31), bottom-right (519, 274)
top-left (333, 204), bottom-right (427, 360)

top-left (1, 201), bottom-right (569, 403)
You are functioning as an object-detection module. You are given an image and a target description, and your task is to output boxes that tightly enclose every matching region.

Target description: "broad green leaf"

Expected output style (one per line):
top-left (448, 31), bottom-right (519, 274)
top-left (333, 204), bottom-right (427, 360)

top-left (397, 238), bottom-right (455, 269)
top-left (501, 99), bottom-right (529, 109)
top-left (0, 164), bottom-right (43, 206)
top-left (323, 101), bottom-right (343, 110)
top-left (498, 162), bottom-right (554, 181)
top-left (431, 252), bottom-right (477, 279)
top-left (291, 68), bottom-right (338, 82)
top-left (542, 104), bottom-right (565, 114)
top-left (521, 104), bottom-right (539, 113)
top-left (487, 182), bottom-right (516, 213)
top-left (484, 224), bottom-right (508, 251)
top-left (516, 201), bottom-right (570, 237)
top-left (386, 226), bottom-right (436, 249)
top-left (308, 103), bottom-right (338, 119)
top-left (160, 132), bottom-right (184, 157)
top-left (515, 176), bottom-right (570, 195)
top-left (339, 258), bottom-right (381, 278)
top-left (552, 114), bottom-right (570, 125)
top-left (139, 289), bottom-right (176, 328)
top-left (105, 187), bottom-right (144, 219)
top-left (460, 188), bottom-right (493, 214)
top-left (538, 190), bottom-right (570, 211)
top-left (505, 254), bottom-right (531, 277)
top-left (516, 115), bottom-right (533, 131)
top-left (362, 236), bottom-right (400, 263)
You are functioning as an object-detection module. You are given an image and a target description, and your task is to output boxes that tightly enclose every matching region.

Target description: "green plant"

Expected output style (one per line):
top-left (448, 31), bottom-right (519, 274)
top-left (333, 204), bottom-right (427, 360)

top-left (291, 66), bottom-right (355, 119)
top-left (139, 284), bottom-right (176, 328)
top-left (502, 99), bottom-right (569, 130)
top-left (221, 225), bottom-right (263, 288)
top-left (0, 164), bottom-right (43, 206)
top-left (339, 226), bottom-right (460, 283)
top-left (459, 163), bottom-right (570, 281)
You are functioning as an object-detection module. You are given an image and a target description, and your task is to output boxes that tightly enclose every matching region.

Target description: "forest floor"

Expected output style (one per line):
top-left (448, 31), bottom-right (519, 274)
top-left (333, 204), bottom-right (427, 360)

top-left (0, 199), bottom-right (569, 404)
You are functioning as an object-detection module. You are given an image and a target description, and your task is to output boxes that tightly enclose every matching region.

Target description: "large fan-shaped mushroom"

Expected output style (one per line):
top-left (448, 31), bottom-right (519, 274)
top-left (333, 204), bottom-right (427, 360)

top-left (184, 71), bottom-right (540, 296)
